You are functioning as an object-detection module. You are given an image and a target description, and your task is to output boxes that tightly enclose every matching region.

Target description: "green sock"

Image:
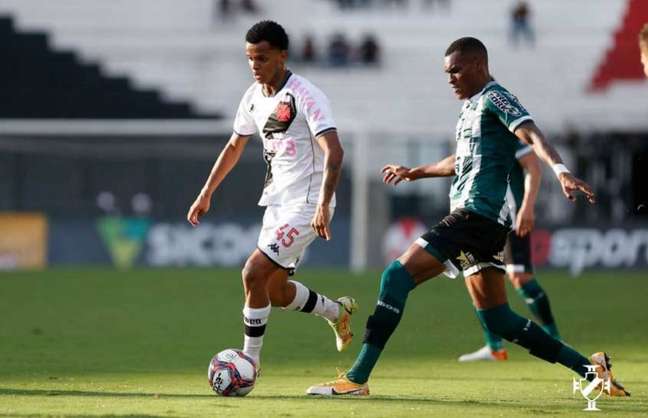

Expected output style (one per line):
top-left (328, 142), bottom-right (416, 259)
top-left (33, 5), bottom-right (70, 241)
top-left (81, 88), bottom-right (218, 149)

top-left (476, 304), bottom-right (562, 362)
top-left (477, 303), bottom-right (589, 378)
top-left (542, 323), bottom-right (560, 340)
top-left (475, 307), bottom-right (504, 351)
top-left (556, 345), bottom-right (590, 378)
top-left (516, 279), bottom-right (561, 339)
top-left (347, 344), bottom-right (381, 384)
top-left (346, 260), bottom-right (415, 384)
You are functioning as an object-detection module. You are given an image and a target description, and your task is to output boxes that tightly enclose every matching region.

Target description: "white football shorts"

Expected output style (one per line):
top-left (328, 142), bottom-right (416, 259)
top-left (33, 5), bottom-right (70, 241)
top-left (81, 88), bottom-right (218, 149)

top-left (257, 204), bottom-right (334, 273)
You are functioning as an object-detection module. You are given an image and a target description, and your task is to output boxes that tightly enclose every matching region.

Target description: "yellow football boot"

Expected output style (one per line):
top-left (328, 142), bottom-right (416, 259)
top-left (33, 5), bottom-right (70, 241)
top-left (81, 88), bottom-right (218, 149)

top-left (327, 296), bottom-right (358, 352)
top-left (590, 352), bottom-right (630, 397)
top-left (306, 372), bottom-right (369, 396)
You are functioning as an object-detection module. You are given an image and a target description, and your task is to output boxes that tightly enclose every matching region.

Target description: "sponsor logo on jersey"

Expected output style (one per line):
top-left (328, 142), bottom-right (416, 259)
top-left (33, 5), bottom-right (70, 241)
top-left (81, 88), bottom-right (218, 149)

top-left (487, 91), bottom-right (522, 117)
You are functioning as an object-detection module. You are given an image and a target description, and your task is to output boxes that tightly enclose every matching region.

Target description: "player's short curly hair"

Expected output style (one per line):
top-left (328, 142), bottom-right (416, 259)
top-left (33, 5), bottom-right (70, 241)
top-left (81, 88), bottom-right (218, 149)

top-left (246, 20), bottom-right (289, 51)
top-left (445, 37), bottom-right (488, 62)
top-left (640, 23), bottom-right (648, 48)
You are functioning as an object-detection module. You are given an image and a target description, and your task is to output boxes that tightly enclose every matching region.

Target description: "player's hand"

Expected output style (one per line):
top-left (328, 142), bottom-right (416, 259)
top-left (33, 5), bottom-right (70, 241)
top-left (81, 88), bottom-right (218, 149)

top-left (382, 164), bottom-right (413, 185)
top-left (187, 193), bottom-right (211, 227)
top-left (311, 204), bottom-right (331, 240)
top-left (515, 204), bottom-right (535, 237)
top-left (558, 173), bottom-right (596, 204)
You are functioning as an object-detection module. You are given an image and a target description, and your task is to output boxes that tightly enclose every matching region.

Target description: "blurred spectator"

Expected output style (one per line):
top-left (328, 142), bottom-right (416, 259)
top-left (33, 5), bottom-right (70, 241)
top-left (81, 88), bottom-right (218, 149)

top-left (358, 34), bottom-right (381, 65)
top-left (356, 0), bottom-right (373, 8)
top-left (328, 33), bottom-right (351, 67)
top-left (213, 0), bottom-right (258, 24)
top-left (510, 0), bottom-right (535, 47)
top-left (215, 0), bottom-right (233, 22)
top-left (422, 0), bottom-right (450, 12)
top-left (97, 191), bottom-right (118, 215)
top-left (132, 193), bottom-right (153, 216)
top-left (302, 35), bottom-right (318, 64)
top-left (383, 0), bottom-right (408, 8)
top-left (240, 0), bottom-right (258, 14)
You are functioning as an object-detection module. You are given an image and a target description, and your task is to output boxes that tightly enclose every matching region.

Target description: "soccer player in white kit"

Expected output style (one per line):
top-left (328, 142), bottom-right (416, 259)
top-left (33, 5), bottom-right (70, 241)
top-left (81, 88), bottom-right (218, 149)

top-left (187, 21), bottom-right (357, 370)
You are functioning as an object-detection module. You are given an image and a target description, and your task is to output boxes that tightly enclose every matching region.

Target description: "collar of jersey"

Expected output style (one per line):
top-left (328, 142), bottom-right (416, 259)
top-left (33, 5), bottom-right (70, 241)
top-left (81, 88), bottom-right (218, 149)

top-left (261, 69), bottom-right (293, 97)
top-left (467, 80), bottom-right (498, 103)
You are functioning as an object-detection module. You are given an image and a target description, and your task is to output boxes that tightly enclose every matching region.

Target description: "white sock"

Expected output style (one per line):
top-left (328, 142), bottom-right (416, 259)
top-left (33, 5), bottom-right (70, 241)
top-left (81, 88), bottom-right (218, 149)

top-left (283, 280), bottom-right (339, 322)
top-left (242, 304), bottom-right (271, 365)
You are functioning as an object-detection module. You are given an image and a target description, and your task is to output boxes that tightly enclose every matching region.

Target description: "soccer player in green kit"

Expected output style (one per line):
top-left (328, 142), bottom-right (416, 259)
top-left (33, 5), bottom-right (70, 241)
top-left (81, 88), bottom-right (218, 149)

top-left (458, 143), bottom-right (562, 362)
top-left (306, 37), bottom-right (630, 397)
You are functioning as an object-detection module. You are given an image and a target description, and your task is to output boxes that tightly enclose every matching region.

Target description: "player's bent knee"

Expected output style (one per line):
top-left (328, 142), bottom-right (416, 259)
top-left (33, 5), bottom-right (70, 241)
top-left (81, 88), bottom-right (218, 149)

top-left (241, 265), bottom-right (268, 293)
top-left (380, 261), bottom-right (416, 299)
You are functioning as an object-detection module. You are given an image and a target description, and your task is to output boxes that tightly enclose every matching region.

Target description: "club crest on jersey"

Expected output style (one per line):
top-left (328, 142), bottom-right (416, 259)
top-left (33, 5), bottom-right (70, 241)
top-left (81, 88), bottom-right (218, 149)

top-left (263, 93), bottom-right (296, 139)
top-left (487, 91), bottom-right (522, 117)
top-left (276, 102), bottom-right (292, 122)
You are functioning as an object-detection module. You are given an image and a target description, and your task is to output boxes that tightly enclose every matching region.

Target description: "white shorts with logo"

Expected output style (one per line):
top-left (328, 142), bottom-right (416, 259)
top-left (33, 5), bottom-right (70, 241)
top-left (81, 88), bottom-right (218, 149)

top-left (257, 204), bottom-right (335, 273)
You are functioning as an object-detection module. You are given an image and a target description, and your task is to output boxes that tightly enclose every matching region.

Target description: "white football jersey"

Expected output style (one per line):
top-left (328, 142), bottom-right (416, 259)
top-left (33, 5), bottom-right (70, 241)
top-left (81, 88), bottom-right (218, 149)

top-left (233, 71), bottom-right (337, 207)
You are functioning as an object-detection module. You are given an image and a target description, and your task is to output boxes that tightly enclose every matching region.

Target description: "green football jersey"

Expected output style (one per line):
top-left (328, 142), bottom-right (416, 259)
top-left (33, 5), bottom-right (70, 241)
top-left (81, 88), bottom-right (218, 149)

top-left (449, 80), bottom-right (533, 226)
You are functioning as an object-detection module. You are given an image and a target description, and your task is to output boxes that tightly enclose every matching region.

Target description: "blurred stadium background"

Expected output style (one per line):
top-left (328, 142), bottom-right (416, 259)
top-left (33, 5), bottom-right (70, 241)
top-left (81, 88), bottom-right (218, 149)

top-left (1, 0), bottom-right (647, 273)
top-left (1, 0), bottom-right (648, 415)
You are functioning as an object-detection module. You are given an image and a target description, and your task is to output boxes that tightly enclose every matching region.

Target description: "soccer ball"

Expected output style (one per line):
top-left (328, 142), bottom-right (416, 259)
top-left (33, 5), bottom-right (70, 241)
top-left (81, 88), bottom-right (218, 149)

top-left (208, 349), bottom-right (257, 396)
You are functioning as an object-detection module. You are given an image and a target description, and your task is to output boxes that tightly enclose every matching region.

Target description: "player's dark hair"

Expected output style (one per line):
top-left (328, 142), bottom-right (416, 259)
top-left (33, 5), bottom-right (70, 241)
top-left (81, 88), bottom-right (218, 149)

top-left (445, 37), bottom-right (488, 62)
top-left (246, 20), bottom-right (289, 51)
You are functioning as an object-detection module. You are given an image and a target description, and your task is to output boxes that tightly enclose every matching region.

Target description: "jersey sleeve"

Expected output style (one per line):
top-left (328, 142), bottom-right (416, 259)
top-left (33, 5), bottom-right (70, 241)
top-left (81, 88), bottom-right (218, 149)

top-left (484, 89), bottom-right (533, 133)
top-left (298, 82), bottom-right (337, 137)
top-left (232, 92), bottom-right (257, 136)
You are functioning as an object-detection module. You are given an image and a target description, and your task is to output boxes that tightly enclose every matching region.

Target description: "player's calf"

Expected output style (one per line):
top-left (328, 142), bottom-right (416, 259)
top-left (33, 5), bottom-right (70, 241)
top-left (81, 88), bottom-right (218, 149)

top-left (281, 280), bottom-right (342, 321)
top-left (477, 303), bottom-right (563, 362)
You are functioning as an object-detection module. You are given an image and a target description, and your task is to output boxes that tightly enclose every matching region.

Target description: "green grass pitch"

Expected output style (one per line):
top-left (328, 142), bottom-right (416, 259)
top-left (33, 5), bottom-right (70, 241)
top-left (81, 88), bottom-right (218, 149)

top-left (1, 268), bottom-right (647, 417)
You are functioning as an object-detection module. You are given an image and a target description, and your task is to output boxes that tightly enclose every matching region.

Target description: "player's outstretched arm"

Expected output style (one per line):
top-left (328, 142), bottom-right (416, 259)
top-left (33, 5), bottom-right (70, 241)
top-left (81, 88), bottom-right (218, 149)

top-left (312, 130), bottom-right (344, 240)
top-left (382, 154), bottom-right (456, 185)
top-left (516, 152), bottom-right (541, 237)
top-left (187, 133), bottom-right (250, 226)
top-left (514, 122), bottom-right (596, 204)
